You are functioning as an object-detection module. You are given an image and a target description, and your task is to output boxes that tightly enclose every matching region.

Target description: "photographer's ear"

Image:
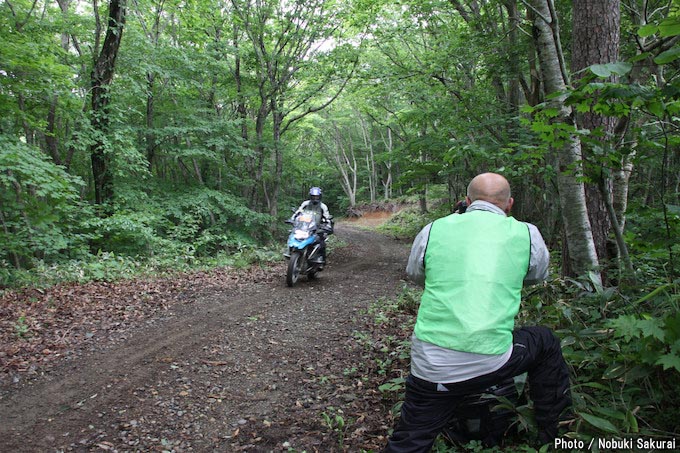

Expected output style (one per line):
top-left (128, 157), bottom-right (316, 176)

top-left (504, 197), bottom-right (514, 215)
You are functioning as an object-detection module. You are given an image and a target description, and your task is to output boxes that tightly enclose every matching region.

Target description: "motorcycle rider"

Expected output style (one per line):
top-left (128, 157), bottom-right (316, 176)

top-left (293, 187), bottom-right (333, 265)
top-left (385, 173), bottom-right (571, 452)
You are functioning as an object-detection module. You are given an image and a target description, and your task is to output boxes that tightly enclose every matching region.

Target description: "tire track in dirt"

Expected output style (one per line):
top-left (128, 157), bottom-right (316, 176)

top-left (0, 222), bottom-right (411, 452)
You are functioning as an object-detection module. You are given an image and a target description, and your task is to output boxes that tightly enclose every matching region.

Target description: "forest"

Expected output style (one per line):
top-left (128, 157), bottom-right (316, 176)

top-left (1, 0), bottom-right (679, 449)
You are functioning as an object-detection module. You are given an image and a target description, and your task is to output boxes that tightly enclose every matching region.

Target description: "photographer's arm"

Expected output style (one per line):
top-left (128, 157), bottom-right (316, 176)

top-left (406, 223), bottom-right (432, 287)
top-left (524, 223), bottom-right (550, 285)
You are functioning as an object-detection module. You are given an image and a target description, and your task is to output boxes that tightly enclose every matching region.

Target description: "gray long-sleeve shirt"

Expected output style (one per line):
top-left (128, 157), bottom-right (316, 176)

top-left (405, 200), bottom-right (550, 384)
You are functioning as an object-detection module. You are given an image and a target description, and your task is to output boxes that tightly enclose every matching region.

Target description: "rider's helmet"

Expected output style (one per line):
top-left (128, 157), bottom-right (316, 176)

top-left (309, 187), bottom-right (322, 205)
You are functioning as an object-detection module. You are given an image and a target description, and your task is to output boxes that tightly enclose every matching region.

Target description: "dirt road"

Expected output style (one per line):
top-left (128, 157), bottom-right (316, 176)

top-left (0, 221), bottom-right (411, 452)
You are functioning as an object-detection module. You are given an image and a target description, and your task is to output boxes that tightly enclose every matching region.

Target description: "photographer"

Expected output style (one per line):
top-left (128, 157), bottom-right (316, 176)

top-left (385, 173), bottom-right (571, 452)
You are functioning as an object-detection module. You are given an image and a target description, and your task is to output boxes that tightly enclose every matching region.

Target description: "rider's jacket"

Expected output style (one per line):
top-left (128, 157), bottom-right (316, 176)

top-left (414, 208), bottom-right (531, 355)
top-left (295, 200), bottom-right (331, 226)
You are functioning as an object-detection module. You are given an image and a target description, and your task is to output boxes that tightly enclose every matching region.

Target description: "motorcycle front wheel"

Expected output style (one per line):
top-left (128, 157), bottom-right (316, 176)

top-left (286, 251), bottom-right (303, 287)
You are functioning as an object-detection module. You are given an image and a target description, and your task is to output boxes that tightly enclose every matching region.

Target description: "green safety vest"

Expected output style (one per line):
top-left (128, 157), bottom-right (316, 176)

top-left (414, 210), bottom-right (531, 355)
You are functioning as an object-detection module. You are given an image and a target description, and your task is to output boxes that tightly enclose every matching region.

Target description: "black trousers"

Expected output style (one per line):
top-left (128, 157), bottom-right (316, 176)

top-left (384, 326), bottom-right (571, 453)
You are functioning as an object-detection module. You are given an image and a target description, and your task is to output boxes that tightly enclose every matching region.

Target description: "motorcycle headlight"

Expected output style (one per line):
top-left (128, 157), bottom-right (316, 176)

top-left (294, 230), bottom-right (309, 240)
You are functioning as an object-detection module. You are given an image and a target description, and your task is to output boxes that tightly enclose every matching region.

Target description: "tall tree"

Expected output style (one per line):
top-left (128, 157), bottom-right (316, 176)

top-left (90, 0), bottom-right (127, 209)
top-left (529, 0), bottom-right (601, 280)
top-left (571, 0), bottom-right (621, 278)
top-left (319, 117), bottom-right (359, 207)
top-left (231, 0), bottom-right (356, 218)
top-left (130, 0), bottom-right (168, 172)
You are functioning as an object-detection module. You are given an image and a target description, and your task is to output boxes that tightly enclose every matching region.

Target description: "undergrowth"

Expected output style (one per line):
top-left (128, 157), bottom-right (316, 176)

top-left (371, 276), bottom-right (680, 452)
top-left (337, 197), bottom-right (680, 451)
top-left (0, 244), bottom-right (283, 291)
top-left (1, 220), bottom-right (346, 292)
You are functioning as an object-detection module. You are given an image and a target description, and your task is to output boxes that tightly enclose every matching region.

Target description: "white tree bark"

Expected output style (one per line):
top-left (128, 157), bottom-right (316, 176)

top-left (380, 127), bottom-right (394, 200)
top-left (529, 0), bottom-right (601, 282)
top-left (360, 117), bottom-right (377, 203)
top-left (319, 122), bottom-right (358, 207)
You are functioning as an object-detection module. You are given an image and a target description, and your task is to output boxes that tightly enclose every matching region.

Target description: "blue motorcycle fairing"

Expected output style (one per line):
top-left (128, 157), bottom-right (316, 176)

top-left (287, 234), bottom-right (318, 250)
top-left (286, 209), bottom-right (321, 251)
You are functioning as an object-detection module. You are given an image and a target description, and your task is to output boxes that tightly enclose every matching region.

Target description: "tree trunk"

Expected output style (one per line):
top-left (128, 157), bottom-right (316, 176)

top-left (529, 0), bottom-right (600, 281)
top-left (571, 0), bottom-right (621, 279)
top-left (504, 0), bottom-right (521, 117)
top-left (322, 122), bottom-right (357, 207)
top-left (360, 117), bottom-right (377, 203)
top-left (270, 107), bottom-right (283, 219)
top-left (146, 72), bottom-right (155, 172)
top-left (251, 100), bottom-right (269, 210)
top-left (0, 203), bottom-right (21, 269)
top-left (233, 22), bottom-right (251, 200)
top-left (45, 95), bottom-right (62, 166)
top-left (418, 151), bottom-right (427, 214)
top-left (16, 95), bottom-right (35, 146)
top-left (90, 0), bottom-right (126, 210)
top-left (381, 127), bottom-right (394, 199)
top-left (524, 6), bottom-right (543, 106)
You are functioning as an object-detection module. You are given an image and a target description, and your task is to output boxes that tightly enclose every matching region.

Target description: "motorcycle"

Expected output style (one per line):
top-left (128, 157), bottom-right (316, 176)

top-left (284, 210), bottom-right (333, 287)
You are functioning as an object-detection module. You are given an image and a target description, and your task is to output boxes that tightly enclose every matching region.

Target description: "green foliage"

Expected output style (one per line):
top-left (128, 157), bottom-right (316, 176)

top-left (608, 309), bottom-right (680, 372)
top-left (529, 276), bottom-right (680, 439)
top-left (377, 206), bottom-right (433, 239)
top-left (0, 0), bottom-right (81, 129)
top-left (321, 407), bottom-right (348, 449)
top-left (0, 137), bottom-right (88, 268)
top-left (77, 184), bottom-right (274, 259)
top-left (0, 166), bottom-right (276, 287)
top-left (637, 15), bottom-right (680, 40)
top-left (625, 203), bottom-right (680, 283)
top-left (14, 315), bottom-right (29, 338)
top-left (1, 243), bottom-right (282, 290)
top-left (375, 263), bottom-right (680, 449)
top-left (155, 187), bottom-right (274, 255)
top-left (379, 376), bottom-right (405, 393)
top-left (368, 288), bottom-right (417, 404)
top-left (395, 284), bottom-right (421, 315)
